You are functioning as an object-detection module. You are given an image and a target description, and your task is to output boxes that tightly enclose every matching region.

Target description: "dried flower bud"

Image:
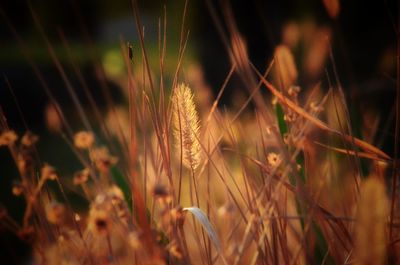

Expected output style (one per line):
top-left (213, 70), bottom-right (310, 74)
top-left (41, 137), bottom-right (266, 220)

top-left (46, 202), bottom-right (66, 225)
top-left (21, 131), bottom-right (39, 147)
top-left (74, 213), bottom-right (81, 222)
top-left (41, 164), bottom-right (58, 181)
top-left (283, 133), bottom-right (291, 145)
top-left (283, 112), bottom-right (297, 122)
top-left (267, 152), bottom-right (281, 167)
top-left (89, 147), bottom-right (118, 172)
top-left (107, 185), bottom-right (125, 205)
top-left (88, 208), bottom-right (110, 235)
top-left (12, 181), bottom-right (24, 196)
top-left (0, 130), bottom-right (18, 146)
top-left (74, 131), bottom-right (95, 149)
top-left (271, 96), bottom-right (278, 105)
top-left (73, 168), bottom-right (90, 185)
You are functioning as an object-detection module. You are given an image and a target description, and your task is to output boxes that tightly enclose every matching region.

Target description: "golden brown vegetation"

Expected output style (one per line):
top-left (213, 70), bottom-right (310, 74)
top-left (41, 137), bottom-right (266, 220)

top-left (0, 1), bottom-right (399, 265)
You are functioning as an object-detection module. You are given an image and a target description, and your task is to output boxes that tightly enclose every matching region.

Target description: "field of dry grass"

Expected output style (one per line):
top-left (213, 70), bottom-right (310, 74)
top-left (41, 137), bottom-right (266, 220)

top-left (0, 0), bottom-right (399, 264)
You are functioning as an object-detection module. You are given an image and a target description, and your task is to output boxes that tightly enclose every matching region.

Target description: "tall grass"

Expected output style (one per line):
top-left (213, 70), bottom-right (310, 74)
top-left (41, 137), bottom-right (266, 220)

top-left (0, 0), bottom-right (399, 264)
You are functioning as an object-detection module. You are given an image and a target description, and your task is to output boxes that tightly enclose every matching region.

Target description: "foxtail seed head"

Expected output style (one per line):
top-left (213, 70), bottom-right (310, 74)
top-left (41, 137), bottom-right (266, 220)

top-left (172, 83), bottom-right (202, 170)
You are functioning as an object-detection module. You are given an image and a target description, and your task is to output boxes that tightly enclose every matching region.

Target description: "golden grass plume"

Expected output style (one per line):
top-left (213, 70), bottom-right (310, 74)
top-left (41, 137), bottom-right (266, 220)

top-left (172, 83), bottom-right (202, 170)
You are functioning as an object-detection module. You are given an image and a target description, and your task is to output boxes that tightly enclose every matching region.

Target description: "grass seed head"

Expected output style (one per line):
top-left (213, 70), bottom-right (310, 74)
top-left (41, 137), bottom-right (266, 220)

top-left (0, 130), bottom-right (18, 146)
top-left (172, 83), bottom-right (202, 170)
top-left (273, 45), bottom-right (298, 89)
top-left (74, 131), bottom-right (95, 149)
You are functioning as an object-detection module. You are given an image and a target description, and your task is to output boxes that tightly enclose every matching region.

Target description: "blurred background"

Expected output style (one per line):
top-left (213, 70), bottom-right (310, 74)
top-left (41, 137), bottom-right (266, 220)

top-left (0, 0), bottom-right (398, 263)
top-left (1, 0), bottom-right (397, 122)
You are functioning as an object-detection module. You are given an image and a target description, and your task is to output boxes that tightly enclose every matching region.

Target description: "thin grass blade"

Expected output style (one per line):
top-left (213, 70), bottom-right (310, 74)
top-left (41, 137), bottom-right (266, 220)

top-left (183, 207), bottom-right (228, 265)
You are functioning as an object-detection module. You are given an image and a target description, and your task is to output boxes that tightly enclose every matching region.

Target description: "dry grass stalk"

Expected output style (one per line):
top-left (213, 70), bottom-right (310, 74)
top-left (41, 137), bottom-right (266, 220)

top-left (0, 2), bottom-right (397, 265)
